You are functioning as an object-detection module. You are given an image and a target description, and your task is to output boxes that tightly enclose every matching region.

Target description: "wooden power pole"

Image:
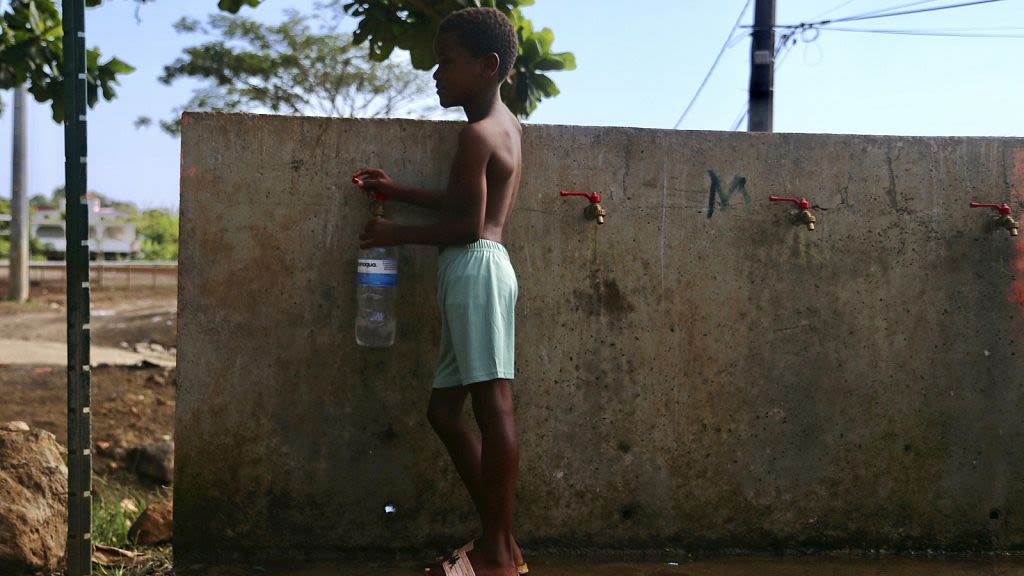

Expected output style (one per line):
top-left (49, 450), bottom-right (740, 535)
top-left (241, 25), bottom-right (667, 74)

top-left (748, 0), bottom-right (776, 132)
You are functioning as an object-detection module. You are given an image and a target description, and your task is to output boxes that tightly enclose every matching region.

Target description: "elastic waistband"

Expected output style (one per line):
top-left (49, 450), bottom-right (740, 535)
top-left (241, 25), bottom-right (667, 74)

top-left (441, 239), bottom-right (507, 255)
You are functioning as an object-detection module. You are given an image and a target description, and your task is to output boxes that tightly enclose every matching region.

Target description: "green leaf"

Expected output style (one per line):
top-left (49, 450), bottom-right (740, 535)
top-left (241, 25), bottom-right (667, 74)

top-left (531, 73), bottom-right (557, 97)
top-left (40, 23), bottom-right (63, 42)
top-left (27, 1), bottom-right (44, 35)
top-left (556, 52), bottom-right (576, 70)
top-left (521, 37), bottom-right (541, 61)
top-left (217, 0), bottom-right (262, 13)
top-left (104, 57), bottom-right (135, 75)
top-left (530, 27), bottom-right (553, 53)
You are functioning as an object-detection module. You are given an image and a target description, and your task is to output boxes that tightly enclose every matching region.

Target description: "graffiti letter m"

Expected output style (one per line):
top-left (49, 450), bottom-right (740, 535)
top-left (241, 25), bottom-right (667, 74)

top-left (707, 170), bottom-right (750, 219)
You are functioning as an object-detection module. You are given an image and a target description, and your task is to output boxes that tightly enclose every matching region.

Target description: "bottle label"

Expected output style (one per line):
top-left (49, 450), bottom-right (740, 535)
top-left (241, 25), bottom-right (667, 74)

top-left (357, 258), bottom-right (398, 287)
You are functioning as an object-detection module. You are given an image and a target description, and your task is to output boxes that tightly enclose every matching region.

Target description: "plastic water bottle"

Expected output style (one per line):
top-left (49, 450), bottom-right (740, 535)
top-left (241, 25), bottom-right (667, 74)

top-left (356, 198), bottom-right (397, 347)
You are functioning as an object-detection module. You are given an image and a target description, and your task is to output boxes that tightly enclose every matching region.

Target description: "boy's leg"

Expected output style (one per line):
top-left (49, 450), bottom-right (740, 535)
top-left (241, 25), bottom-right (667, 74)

top-left (466, 378), bottom-right (518, 568)
top-left (426, 385), bottom-right (484, 515)
top-left (427, 384), bottom-right (525, 562)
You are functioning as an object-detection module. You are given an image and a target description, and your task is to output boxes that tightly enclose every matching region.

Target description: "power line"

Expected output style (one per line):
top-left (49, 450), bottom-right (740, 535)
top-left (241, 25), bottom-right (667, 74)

top-left (829, 0), bottom-right (945, 21)
top-left (728, 0), bottom-right (1015, 130)
top-left (673, 0), bottom-right (753, 129)
top-left (813, 0), bottom-right (862, 19)
top-left (834, 0), bottom-right (1007, 23)
top-left (765, 0), bottom-right (1008, 29)
top-left (824, 26), bottom-right (1024, 37)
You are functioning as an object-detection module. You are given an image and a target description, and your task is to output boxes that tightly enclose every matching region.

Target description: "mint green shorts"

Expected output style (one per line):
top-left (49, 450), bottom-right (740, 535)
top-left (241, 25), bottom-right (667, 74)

top-left (433, 239), bottom-right (518, 388)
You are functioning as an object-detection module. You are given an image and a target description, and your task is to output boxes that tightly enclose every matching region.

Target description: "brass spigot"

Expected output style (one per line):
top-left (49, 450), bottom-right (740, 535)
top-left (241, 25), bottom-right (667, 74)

top-left (769, 196), bottom-right (816, 231)
top-left (970, 202), bottom-right (1019, 237)
top-left (797, 209), bottom-right (816, 231)
top-left (371, 199), bottom-right (385, 219)
top-left (560, 191), bottom-right (606, 225)
top-left (995, 214), bottom-right (1020, 237)
top-left (586, 202), bottom-right (607, 225)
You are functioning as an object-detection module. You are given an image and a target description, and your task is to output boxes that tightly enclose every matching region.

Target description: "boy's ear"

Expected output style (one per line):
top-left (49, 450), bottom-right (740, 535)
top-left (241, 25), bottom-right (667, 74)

top-left (481, 52), bottom-right (501, 80)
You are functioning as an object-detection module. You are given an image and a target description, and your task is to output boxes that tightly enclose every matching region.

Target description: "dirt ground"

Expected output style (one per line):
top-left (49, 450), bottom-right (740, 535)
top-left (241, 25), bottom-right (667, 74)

top-left (0, 280), bottom-right (177, 479)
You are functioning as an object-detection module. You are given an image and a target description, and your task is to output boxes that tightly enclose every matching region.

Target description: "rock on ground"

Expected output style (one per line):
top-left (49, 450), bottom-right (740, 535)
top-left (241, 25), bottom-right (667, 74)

top-left (0, 422), bottom-right (68, 575)
top-left (128, 500), bottom-right (173, 545)
top-left (129, 441), bottom-right (174, 485)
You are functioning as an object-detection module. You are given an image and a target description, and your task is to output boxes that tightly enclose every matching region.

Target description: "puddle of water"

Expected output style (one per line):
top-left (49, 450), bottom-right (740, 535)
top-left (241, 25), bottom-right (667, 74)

top-left (178, 555), bottom-right (1024, 576)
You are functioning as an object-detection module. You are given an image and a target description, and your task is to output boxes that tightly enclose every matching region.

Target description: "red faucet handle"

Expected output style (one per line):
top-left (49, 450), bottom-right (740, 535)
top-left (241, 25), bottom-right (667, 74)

top-left (970, 202), bottom-right (1012, 215)
top-left (769, 196), bottom-right (810, 210)
top-left (560, 190), bottom-right (603, 203)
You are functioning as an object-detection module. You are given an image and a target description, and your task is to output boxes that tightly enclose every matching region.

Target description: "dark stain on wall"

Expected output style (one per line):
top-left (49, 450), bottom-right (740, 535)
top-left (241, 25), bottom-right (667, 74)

top-left (572, 272), bottom-right (636, 320)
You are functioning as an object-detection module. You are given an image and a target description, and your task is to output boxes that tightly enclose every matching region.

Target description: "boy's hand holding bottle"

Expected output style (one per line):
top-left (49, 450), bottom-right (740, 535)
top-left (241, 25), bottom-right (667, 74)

top-left (360, 218), bottom-right (399, 248)
top-left (352, 168), bottom-right (400, 248)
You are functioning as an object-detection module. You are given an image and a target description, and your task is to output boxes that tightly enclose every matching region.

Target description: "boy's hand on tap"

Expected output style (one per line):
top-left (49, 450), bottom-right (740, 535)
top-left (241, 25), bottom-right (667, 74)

top-left (352, 168), bottom-right (398, 200)
top-left (360, 218), bottom-right (400, 248)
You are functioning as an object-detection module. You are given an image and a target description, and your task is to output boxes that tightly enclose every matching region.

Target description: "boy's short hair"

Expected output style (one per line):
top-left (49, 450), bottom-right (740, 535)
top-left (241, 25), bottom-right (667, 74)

top-left (437, 7), bottom-right (518, 81)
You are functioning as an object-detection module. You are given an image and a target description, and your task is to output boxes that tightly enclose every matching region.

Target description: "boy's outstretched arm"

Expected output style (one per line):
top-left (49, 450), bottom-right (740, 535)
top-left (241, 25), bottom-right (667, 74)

top-left (351, 168), bottom-right (446, 211)
top-left (360, 127), bottom-right (490, 249)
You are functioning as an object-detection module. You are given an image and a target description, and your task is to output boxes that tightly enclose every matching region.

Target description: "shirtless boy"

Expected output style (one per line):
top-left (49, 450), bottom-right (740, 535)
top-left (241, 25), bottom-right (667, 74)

top-left (352, 7), bottom-right (525, 576)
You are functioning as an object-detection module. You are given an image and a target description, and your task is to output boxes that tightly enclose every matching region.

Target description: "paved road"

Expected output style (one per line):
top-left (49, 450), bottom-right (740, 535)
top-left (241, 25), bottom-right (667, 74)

top-left (0, 338), bottom-right (174, 367)
top-left (0, 293), bottom-right (176, 367)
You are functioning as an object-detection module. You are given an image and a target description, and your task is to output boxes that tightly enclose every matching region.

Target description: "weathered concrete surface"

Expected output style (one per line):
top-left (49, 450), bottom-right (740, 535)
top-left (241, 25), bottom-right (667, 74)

top-left (177, 113), bottom-right (1024, 562)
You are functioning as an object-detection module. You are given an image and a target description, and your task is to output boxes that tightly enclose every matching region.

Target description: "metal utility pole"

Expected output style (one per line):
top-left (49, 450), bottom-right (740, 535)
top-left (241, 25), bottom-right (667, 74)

top-left (748, 0), bottom-right (776, 132)
top-left (62, 1), bottom-right (92, 574)
top-left (8, 84), bottom-right (29, 302)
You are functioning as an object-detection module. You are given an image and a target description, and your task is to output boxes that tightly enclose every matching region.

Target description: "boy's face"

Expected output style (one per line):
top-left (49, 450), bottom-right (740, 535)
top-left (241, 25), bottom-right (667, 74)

top-left (432, 32), bottom-right (491, 109)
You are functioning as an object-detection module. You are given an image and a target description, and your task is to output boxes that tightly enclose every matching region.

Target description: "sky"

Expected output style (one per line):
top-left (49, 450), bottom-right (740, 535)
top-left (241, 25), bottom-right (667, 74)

top-left (1, 0), bottom-right (1023, 211)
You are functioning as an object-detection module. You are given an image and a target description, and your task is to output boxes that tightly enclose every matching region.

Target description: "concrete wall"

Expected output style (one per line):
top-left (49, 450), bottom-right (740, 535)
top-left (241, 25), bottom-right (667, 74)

top-left (176, 113), bottom-right (1024, 561)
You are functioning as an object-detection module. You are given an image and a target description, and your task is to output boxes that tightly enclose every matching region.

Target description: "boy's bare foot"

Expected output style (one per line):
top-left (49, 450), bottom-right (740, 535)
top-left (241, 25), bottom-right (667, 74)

top-left (444, 537), bottom-right (524, 572)
top-left (425, 545), bottom-right (517, 576)
top-left (423, 545), bottom-right (516, 569)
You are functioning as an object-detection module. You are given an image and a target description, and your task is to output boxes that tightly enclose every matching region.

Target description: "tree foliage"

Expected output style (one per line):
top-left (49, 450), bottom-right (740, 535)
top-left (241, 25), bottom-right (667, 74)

top-left (135, 209), bottom-right (179, 261)
top-left (0, 196), bottom-right (52, 260)
top-left (147, 10), bottom-right (436, 134)
top-left (335, 0), bottom-right (575, 117)
top-left (0, 197), bottom-right (10, 259)
top-left (0, 0), bottom-right (134, 122)
top-left (173, 0), bottom-right (576, 118)
top-left (0, 0), bottom-right (257, 121)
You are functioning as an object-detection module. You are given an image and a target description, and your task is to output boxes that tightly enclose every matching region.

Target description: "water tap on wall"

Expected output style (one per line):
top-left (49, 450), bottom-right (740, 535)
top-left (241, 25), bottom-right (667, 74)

top-left (769, 196), bottom-right (816, 231)
top-left (970, 202), bottom-right (1019, 237)
top-left (561, 191), bottom-right (606, 224)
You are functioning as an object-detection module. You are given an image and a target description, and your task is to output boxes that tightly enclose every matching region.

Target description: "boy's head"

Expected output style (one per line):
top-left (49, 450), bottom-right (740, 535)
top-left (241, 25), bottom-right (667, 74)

top-left (433, 7), bottom-right (518, 108)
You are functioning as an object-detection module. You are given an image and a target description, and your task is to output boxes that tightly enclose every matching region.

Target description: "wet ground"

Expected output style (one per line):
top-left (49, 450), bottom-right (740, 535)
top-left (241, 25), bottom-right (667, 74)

top-left (178, 555), bottom-right (1024, 575)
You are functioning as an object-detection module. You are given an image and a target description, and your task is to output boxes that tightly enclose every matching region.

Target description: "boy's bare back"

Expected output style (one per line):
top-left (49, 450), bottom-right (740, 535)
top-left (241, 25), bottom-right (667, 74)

top-left (353, 7), bottom-right (523, 251)
top-left (443, 109), bottom-right (522, 246)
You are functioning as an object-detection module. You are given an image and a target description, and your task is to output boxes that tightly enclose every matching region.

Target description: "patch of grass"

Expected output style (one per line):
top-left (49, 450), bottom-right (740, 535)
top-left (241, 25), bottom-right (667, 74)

top-left (92, 475), bottom-right (151, 548)
top-left (94, 546), bottom-right (173, 576)
top-left (91, 475), bottom-right (173, 575)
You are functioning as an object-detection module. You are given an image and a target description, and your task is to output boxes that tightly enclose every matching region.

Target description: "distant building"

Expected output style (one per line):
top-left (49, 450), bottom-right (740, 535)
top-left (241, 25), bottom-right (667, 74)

top-left (32, 194), bottom-right (140, 260)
